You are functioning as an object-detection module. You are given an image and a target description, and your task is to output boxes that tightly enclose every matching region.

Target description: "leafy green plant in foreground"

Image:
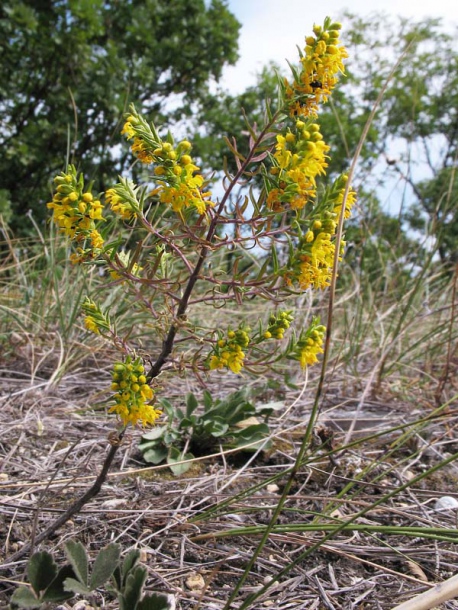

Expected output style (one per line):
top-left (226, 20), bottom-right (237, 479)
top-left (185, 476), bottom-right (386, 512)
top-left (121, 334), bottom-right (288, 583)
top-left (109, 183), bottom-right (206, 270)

top-left (10, 541), bottom-right (173, 610)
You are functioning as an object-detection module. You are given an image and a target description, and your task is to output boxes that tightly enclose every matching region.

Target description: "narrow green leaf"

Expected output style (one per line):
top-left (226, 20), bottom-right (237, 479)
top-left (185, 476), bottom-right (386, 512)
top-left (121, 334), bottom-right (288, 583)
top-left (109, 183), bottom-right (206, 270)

top-left (111, 565), bottom-right (122, 591)
top-left (139, 439), bottom-right (162, 452)
top-left (140, 426), bottom-right (167, 442)
top-left (167, 447), bottom-right (193, 475)
top-left (137, 592), bottom-right (175, 610)
top-left (63, 577), bottom-right (91, 596)
top-left (178, 416), bottom-right (194, 429)
top-left (143, 446), bottom-right (168, 465)
top-left (27, 551), bottom-right (57, 595)
top-left (202, 390), bottom-right (213, 410)
top-left (204, 416), bottom-right (229, 437)
top-left (41, 565), bottom-right (75, 602)
top-left (122, 565), bottom-right (147, 610)
top-left (271, 242), bottom-right (279, 274)
top-left (90, 543), bottom-right (121, 589)
top-left (9, 587), bottom-right (40, 609)
top-left (64, 540), bottom-right (88, 585)
top-left (185, 392), bottom-right (198, 416)
top-left (256, 401), bottom-right (284, 416)
top-left (121, 549), bottom-right (141, 587)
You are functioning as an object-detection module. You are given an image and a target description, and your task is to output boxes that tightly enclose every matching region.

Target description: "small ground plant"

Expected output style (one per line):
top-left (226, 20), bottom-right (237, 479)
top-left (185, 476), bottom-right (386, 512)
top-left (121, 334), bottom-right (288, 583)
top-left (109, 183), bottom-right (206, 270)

top-left (139, 388), bottom-right (284, 474)
top-left (10, 541), bottom-right (173, 610)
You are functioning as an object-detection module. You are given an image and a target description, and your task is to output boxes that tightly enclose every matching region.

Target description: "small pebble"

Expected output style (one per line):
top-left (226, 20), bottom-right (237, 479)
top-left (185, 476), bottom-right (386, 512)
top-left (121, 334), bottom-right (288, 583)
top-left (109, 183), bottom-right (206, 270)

top-left (186, 572), bottom-right (205, 591)
top-left (266, 484), bottom-right (279, 494)
top-left (435, 496), bottom-right (458, 511)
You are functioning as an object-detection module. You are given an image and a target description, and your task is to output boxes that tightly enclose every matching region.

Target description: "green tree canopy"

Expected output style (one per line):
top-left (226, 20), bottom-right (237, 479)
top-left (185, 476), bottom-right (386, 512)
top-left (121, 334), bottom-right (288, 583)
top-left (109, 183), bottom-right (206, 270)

top-left (0, 0), bottom-right (240, 231)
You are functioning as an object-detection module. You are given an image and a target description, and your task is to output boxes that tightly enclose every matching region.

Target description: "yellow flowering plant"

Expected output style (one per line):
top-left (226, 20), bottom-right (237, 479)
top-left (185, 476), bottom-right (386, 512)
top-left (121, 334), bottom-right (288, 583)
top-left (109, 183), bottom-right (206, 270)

top-left (3, 18), bottom-right (356, 566)
top-left (45, 17), bottom-right (353, 465)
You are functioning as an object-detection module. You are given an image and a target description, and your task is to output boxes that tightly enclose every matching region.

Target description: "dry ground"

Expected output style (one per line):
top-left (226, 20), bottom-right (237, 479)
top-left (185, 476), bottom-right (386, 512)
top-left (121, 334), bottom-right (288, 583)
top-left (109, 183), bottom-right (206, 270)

top-left (1, 354), bottom-right (458, 610)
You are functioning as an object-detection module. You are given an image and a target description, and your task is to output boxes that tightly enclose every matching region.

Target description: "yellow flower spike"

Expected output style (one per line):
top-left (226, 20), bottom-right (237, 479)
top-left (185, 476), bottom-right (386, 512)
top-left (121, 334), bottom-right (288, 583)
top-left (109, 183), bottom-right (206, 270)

top-left (178, 140), bottom-right (192, 153)
top-left (208, 327), bottom-right (251, 375)
top-left (84, 316), bottom-right (100, 334)
top-left (109, 356), bottom-right (160, 427)
top-left (283, 18), bottom-right (348, 118)
top-left (47, 165), bottom-right (105, 258)
top-left (90, 230), bottom-right (104, 249)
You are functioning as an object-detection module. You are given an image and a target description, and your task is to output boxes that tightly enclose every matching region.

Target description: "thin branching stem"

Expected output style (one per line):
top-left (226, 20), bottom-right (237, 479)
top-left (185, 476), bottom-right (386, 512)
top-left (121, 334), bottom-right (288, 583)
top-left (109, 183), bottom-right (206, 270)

top-left (146, 114), bottom-right (279, 381)
top-left (3, 427), bottom-right (127, 566)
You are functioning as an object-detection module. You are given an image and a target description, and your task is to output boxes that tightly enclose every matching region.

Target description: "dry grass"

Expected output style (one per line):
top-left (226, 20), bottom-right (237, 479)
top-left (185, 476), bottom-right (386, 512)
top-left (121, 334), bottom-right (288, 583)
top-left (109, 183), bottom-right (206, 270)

top-left (1, 226), bottom-right (458, 609)
top-left (1, 347), bottom-right (458, 609)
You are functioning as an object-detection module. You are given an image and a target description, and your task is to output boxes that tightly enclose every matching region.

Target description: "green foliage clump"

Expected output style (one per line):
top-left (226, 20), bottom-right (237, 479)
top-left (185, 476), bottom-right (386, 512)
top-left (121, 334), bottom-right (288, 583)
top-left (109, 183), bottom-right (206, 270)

top-left (0, 0), bottom-right (240, 232)
top-left (139, 389), bottom-right (283, 474)
top-left (10, 541), bottom-right (173, 610)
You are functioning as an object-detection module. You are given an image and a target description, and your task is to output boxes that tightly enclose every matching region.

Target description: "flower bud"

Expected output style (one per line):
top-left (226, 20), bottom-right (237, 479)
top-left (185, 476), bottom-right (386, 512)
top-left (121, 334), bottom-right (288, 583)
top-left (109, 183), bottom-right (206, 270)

top-left (180, 154), bottom-right (192, 166)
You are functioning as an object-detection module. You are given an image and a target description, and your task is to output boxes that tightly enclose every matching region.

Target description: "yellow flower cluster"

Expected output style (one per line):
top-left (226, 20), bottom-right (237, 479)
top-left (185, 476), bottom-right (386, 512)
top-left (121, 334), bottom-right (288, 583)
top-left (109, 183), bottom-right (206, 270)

top-left (286, 174), bottom-right (356, 290)
top-left (263, 311), bottom-right (294, 340)
top-left (209, 328), bottom-right (250, 375)
top-left (47, 165), bottom-right (104, 256)
top-left (290, 320), bottom-right (326, 368)
top-left (105, 190), bottom-right (135, 221)
top-left (266, 120), bottom-right (329, 212)
top-left (81, 297), bottom-right (110, 335)
top-left (109, 356), bottom-right (160, 427)
top-left (121, 105), bottom-right (213, 217)
top-left (104, 176), bottom-right (144, 221)
top-left (284, 18), bottom-right (347, 117)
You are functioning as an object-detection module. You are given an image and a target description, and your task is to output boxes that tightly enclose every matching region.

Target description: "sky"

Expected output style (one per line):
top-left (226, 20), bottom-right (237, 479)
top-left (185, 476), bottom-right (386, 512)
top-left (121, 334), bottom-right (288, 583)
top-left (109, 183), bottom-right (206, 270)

top-left (221, 0), bottom-right (458, 93)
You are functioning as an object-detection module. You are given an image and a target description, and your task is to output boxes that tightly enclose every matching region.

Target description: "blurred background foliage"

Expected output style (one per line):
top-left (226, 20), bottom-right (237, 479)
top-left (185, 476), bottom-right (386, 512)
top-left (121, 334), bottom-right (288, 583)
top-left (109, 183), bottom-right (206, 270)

top-left (0, 0), bottom-right (241, 231)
